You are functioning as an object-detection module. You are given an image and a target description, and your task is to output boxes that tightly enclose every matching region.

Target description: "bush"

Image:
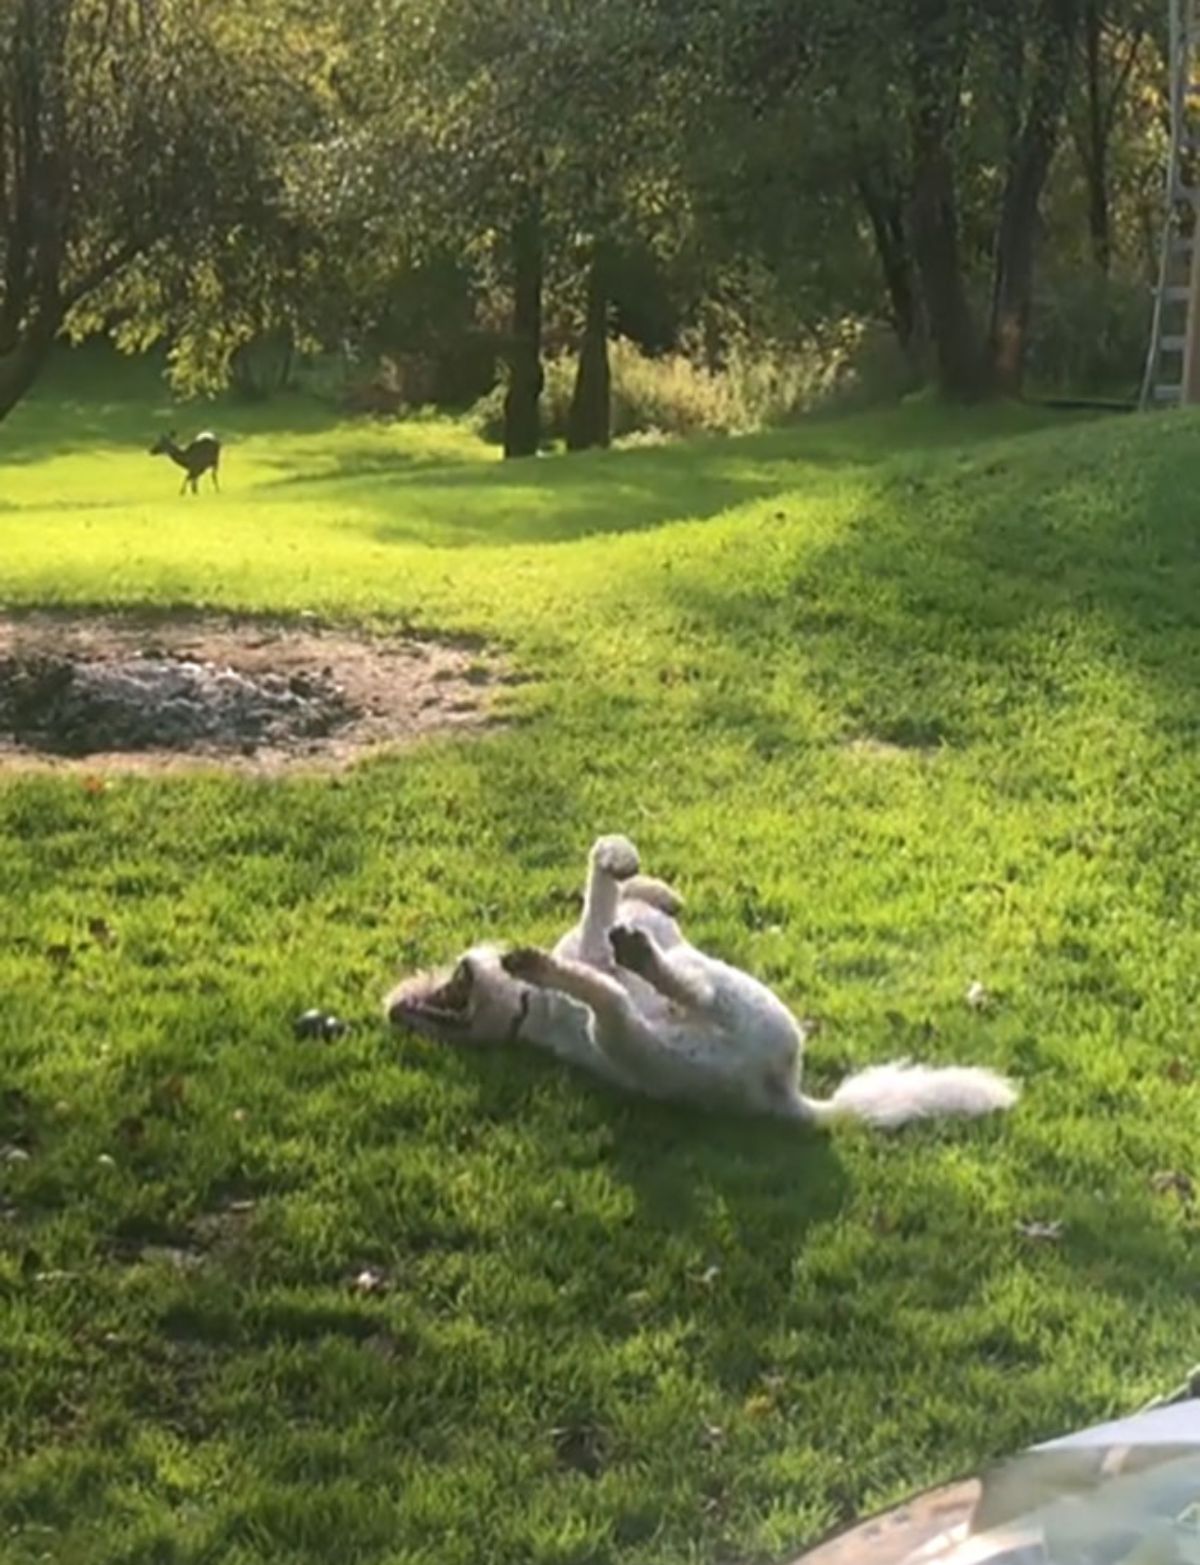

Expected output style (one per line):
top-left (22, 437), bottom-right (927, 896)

top-left (1024, 271), bottom-right (1151, 397)
top-left (469, 324), bottom-right (911, 448)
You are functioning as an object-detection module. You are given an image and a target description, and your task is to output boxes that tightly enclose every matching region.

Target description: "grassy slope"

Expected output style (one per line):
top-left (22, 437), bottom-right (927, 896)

top-left (3, 359), bottom-right (1200, 1564)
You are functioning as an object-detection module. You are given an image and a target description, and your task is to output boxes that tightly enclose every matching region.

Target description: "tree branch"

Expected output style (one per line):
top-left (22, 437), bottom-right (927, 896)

top-left (60, 238), bottom-right (143, 312)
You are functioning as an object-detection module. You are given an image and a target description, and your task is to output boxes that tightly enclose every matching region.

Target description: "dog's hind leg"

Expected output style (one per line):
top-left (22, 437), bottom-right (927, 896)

top-left (609, 924), bottom-right (715, 1011)
top-left (576, 835), bottom-right (640, 965)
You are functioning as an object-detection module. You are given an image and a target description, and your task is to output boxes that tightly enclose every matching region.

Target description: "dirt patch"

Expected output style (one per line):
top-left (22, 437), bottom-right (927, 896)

top-left (0, 612), bottom-right (516, 775)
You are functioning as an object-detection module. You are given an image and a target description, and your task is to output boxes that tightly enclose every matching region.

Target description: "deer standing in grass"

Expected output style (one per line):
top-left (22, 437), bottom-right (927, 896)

top-left (149, 430), bottom-right (221, 495)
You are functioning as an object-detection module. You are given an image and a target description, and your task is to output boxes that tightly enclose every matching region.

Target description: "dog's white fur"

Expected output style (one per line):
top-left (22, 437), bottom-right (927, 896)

top-left (385, 835), bottom-right (1018, 1129)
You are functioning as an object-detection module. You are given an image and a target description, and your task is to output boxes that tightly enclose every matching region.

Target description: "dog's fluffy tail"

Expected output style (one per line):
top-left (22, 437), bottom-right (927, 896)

top-left (798, 1060), bottom-right (1018, 1130)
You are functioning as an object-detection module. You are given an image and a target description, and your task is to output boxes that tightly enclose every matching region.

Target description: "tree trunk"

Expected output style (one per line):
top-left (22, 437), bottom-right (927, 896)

top-left (503, 188), bottom-right (544, 459)
top-left (988, 0), bottom-right (1081, 395)
top-left (854, 162), bottom-right (926, 367)
top-left (1074, 0), bottom-right (1143, 276)
top-left (905, 0), bottom-right (989, 399)
top-left (0, 0), bottom-right (69, 421)
top-left (0, 311), bottom-right (59, 422)
top-left (1080, 0), bottom-right (1111, 274)
top-left (1085, 140), bottom-right (1111, 277)
top-left (910, 139), bottom-right (987, 398)
top-left (566, 247), bottom-right (611, 451)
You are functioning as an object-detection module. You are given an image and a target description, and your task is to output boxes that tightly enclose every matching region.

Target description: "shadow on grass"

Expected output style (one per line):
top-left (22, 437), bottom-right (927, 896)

top-left (646, 409), bottom-right (1200, 754)
top-left (362, 465), bottom-right (783, 547)
top-left (609, 1092), bottom-right (848, 1245)
top-left (247, 406), bottom-right (1073, 550)
top-left (421, 1039), bottom-right (852, 1360)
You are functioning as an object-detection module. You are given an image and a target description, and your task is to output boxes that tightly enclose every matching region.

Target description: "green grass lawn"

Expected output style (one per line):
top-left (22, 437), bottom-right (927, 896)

top-left (3, 355), bottom-right (1200, 1565)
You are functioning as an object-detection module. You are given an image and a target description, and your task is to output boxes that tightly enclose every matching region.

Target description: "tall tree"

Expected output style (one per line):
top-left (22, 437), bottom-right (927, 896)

top-left (843, 0), bottom-right (1085, 397)
top-left (902, 0), bottom-right (990, 397)
top-left (0, 0), bottom-right (326, 422)
top-left (1071, 0), bottom-right (1152, 274)
top-left (504, 182), bottom-right (545, 458)
top-left (987, 0), bottom-right (1083, 393)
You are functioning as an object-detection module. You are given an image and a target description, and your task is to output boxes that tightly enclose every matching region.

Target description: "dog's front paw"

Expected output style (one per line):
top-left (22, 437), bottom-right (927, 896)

top-left (609, 923), bottom-right (654, 976)
top-left (501, 946), bottom-right (554, 984)
top-left (591, 834), bottom-right (639, 881)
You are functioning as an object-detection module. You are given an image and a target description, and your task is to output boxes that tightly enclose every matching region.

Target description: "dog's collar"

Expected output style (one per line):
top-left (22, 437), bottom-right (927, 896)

top-left (505, 990), bottom-right (531, 1045)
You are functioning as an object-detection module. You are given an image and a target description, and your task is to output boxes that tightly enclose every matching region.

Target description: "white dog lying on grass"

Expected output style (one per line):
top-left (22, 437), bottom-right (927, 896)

top-left (385, 834), bottom-right (1018, 1129)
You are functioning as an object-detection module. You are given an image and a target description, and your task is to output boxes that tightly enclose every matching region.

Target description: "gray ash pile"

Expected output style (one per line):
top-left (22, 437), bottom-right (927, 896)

top-left (0, 652), bottom-right (354, 755)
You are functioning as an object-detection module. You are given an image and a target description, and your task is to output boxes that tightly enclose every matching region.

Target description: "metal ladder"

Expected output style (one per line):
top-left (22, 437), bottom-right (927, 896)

top-left (1141, 0), bottom-right (1200, 407)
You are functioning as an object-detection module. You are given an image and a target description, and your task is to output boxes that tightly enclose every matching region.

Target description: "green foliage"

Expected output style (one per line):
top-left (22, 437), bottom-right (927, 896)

top-left (73, 4), bottom-right (344, 399)
top-left (2, 0), bottom-right (1176, 419)
top-left (472, 328), bottom-right (915, 445)
top-left (1026, 271), bottom-right (1151, 394)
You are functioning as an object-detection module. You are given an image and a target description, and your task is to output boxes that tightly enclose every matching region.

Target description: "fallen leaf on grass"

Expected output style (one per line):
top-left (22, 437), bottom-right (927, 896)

top-left (966, 981), bottom-right (991, 1010)
top-left (1015, 1219), bottom-right (1063, 1243)
top-left (140, 1245), bottom-right (204, 1273)
top-left (350, 1266), bottom-right (388, 1295)
top-left (1151, 1170), bottom-right (1195, 1204)
top-left (150, 1074), bottom-right (187, 1112)
top-left (699, 1489), bottom-right (728, 1520)
top-left (117, 1116), bottom-right (146, 1147)
top-left (551, 1423), bottom-right (605, 1479)
top-left (363, 1332), bottom-right (401, 1363)
top-left (742, 1393), bottom-right (775, 1420)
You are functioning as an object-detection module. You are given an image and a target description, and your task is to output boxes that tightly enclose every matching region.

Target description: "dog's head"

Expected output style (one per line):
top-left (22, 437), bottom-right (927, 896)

top-left (385, 944), bottom-right (527, 1044)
